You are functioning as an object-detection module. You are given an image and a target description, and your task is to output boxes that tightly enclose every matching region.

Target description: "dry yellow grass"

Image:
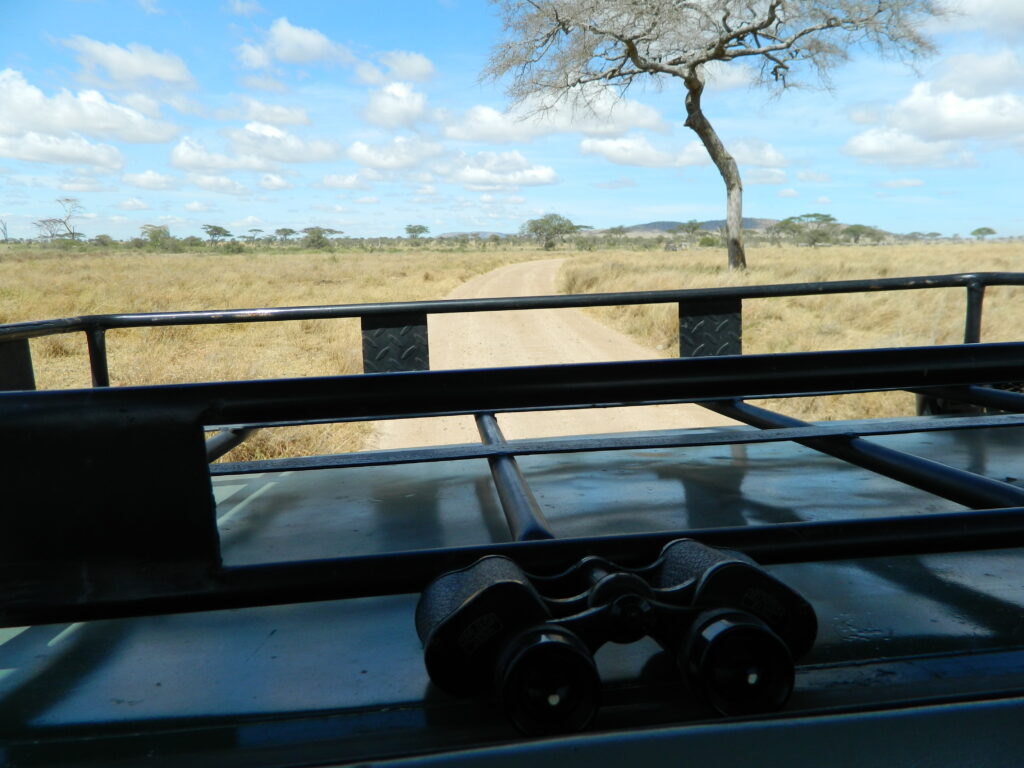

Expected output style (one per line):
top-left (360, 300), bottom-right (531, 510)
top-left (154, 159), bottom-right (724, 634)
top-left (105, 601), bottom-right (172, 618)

top-left (559, 241), bottom-right (1024, 421)
top-left (0, 246), bottom-right (535, 460)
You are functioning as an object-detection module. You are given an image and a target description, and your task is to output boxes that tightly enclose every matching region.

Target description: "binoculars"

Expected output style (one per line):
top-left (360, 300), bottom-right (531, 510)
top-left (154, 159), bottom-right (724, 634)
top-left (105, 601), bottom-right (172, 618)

top-left (416, 539), bottom-right (817, 734)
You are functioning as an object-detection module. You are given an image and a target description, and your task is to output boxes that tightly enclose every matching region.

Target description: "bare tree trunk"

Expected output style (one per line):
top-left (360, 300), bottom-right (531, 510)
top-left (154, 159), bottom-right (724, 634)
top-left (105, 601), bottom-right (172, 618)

top-left (683, 75), bottom-right (747, 270)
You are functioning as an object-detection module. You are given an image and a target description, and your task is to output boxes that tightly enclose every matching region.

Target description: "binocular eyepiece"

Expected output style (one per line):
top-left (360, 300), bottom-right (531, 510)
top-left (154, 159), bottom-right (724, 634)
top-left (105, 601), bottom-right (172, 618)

top-left (415, 539), bottom-right (816, 735)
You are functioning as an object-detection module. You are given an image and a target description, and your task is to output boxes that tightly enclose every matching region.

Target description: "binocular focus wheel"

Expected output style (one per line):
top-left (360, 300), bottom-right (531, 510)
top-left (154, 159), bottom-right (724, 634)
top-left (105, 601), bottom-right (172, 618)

top-left (685, 609), bottom-right (794, 717)
top-left (497, 625), bottom-right (600, 736)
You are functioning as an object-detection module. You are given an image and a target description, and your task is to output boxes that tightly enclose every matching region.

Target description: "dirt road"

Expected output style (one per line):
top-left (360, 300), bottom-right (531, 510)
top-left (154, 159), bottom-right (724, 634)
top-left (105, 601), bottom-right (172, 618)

top-left (368, 258), bottom-right (734, 449)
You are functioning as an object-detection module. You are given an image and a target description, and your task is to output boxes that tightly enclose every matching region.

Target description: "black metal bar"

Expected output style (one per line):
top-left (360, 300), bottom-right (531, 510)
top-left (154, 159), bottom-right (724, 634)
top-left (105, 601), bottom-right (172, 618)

top-left (360, 312), bottom-right (429, 373)
top-left (3, 272), bottom-right (1024, 342)
top-left (965, 281), bottom-right (985, 344)
top-left (475, 413), bottom-right (554, 541)
top-left (0, 338), bottom-right (36, 391)
top-left (205, 427), bottom-right (258, 462)
top-left (7, 506), bottom-right (1024, 627)
top-left (678, 297), bottom-right (741, 357)
top-left (5, 342), bottom-right (1022, 427)
top-left (919, 386), bottom-right (1024, 413)
top-left (209, 412), bottom-right (1024, 476)
top-left (85, 327), bottom-right (110, 387)
top-left (704, 400), bottom-right (1024, 509)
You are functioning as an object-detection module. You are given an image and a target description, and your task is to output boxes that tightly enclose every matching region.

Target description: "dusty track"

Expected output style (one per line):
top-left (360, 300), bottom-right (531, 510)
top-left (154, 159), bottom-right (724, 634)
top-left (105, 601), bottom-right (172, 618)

top-left (368, 258), bottom-right (734, 449)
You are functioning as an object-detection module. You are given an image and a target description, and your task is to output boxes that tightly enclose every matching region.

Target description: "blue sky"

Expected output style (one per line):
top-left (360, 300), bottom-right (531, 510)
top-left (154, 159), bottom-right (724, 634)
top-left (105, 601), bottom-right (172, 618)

top-left (2, 0), bottom-right (1023, 240)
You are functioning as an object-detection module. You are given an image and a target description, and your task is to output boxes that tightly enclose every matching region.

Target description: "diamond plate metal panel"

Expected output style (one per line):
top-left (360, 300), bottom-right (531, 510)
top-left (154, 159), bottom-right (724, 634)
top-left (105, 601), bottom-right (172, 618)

top-left (0, 338), bottom-right (36, 391)
top-left (679, 298), bottom-right (742, 357)
top-left (361, 313), bottom-right (429, 373)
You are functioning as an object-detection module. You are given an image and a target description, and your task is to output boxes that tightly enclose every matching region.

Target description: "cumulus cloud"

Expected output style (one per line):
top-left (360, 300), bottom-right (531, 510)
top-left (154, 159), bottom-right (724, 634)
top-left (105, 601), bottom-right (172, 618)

top-left (241, 75), bottom-right (287, 92)
top-left (580, 136), bottom-right (708, 167)
top-left (189, 174), bottom-right (249, 195)
top-left (184, 200), bottom-right (214, 211)
top-left (364, 83), bottom-right (427, 128)
top-left (119, 197), bottom-right (148, 210)
top-left (229, 0), bottom-right (263, 15)
top-left (936, 50), bottom-right (1024, 97)
top-left (320, 173), bottom-right (367, 189)
top-left (348, 136), bottom-right (444, 169)
top-left (238, 17), bottom-right (353, 69)
top-left (64, 36), bottom-right (193, 86)
top-left (242, 97), bottom-right (308, 125)
top-left (778, 188), bottom-right (799, 198)
top-left (889, 82), bottom-right (1024, 142)
top-left (123, 170), bottom-right (176, 189)
top-left (445, 92), bottom-right (666, 143)
top-left (444, 150), bottom-right (558, 190)
top-left (0, 132), bottom-right (122, 169)
top-left (731, 140), bottom-right (786, 167)
top-left (796, 170), bottom-right (832, 183)
top-left (843, 127), bottom-right (971, 166)
top-left (228, 122), bottom-right (338, 162)
top-left (380, 51), bottom-right (435, 82)
top-left (935, 0), bottom-right (1024, 36)
top-left (745, 168), bottom-right (786, 184)
top-left (171, 136), bottom-right (270, 171)
top-left (703, 61), bottom-right (756, 90)
top-left (0, 69), bottom-right (178, 143)
top-left (355, 196), bottom-right (380, 204)
top-left (259, 173), bottom-right (291, 190)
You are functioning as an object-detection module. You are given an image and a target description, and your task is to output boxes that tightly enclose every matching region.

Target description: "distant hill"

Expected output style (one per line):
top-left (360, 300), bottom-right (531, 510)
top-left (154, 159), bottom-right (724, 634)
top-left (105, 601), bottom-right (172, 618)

top-left (621, 218), bottom-right (778, 233)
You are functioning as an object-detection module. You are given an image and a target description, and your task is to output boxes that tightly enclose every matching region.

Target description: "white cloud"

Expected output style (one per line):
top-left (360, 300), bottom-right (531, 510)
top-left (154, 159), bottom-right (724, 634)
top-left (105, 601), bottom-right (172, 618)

top-left (815, 196), bottom-right (831, 205)
top-left (267, 17), bottom-right (352, 64)
top-left (138, 0), bottom-right (163, 14)
top-left (703, 61), bottom-right (756, 90)
top-left (184, 200), bottom-right (213, 211)
top-left (119, 197), bottom-right (148, 210)
top-left (445, 150), bottom-right (558, 190)
top-left (0, 132), bottom-right (122, 169)
top-left (259, 173), bottom-right (291, 190)
top-left (320, 173), bottom-right (366, 189)
top-left (189, 174), bottom-right (249, 195)
top-left (890, 82), bottom-right (1024, 142)
top-left (380, 51), bottom-right (435, 82)
top-left (65, 36), bottom-right (193, 86)
top-left (236, 42), bottom-right (271, 69)
top-left (241, 75), bottom-right (287, 92)
top-left (355, 62), bottom-right (387, 85)
top-left (356, 196), bottom-right (380, 204)
top-left (936, 50), bottom-right (1024, 97)
top-left (745, 168), bottom-right (786, 184)
top-left (123, 170), bottom-right (176, 189)
top-left (170, 136), bottom-right (270, 171)
top-left (732, 140), bottom-right (786, 167)
top-left (778, 188), bottom-right (799, 198)
top-left (242, 97), bottom-right (308, 125)
top-left (796, 170), bottom-right (832, 183)
top-left (364, 83), bottom-right (427, 129)
top-left (843, 127), bottom-right (971, 167)
top-left (228, 122), bottom-right (338, 162)
top-left (446, 92), bottom-right (665, 143)
top-left (580, 136), bottom-right (708, 167)
top-left (882, 178), bottom-right (925, 188)
top-left (119, 92), bottom-right (161, 117)
top-left (936, 0), bottom-right (1024, 36)
top-left (0, 69), bottom-right (178, 143)
top-left (61, 176), bottom-right (103, 192)
top-left (348, 136), bottom-right (444, 169)
top-left (229, 0), bottom-right (263, 15)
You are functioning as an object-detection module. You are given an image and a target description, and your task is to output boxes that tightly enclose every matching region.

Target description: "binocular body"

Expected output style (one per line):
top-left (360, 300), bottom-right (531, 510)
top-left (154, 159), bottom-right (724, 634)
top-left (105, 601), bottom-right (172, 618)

top-left (416, 539), bottom-right (817, 734)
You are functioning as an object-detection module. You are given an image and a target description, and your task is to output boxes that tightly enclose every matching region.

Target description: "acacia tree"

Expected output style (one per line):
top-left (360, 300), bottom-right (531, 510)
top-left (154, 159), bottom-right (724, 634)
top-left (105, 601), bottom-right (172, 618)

top-left (971, 227), bottom-right (996, 241)
top-left (486, 0), bottom-right (942, 269)
top-left (522, 213), bottom-right (588, 250)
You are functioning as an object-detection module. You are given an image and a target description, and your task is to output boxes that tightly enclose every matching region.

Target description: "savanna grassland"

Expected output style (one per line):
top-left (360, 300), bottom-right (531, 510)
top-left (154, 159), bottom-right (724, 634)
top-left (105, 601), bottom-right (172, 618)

top-left (0, 245), bottom-right (538, 460)
top-left (559, 241), bottom-right (1024, 421)
top-left (3, 240), bottom-right (1021, 458)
